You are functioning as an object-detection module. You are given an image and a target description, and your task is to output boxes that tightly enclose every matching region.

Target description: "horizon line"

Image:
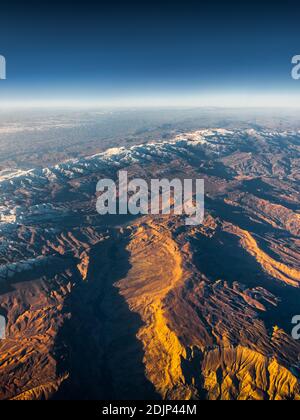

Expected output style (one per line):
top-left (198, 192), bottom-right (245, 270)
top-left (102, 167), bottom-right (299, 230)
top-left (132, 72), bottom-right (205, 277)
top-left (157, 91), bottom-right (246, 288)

top-left (1, 92), bottom-right (300, 109)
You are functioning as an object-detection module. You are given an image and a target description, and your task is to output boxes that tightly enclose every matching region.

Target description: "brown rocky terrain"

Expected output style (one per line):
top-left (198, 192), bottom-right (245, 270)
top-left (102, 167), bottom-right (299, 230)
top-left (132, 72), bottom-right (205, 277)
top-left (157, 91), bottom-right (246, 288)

top-left (0, 128), bottom-right (299, 400)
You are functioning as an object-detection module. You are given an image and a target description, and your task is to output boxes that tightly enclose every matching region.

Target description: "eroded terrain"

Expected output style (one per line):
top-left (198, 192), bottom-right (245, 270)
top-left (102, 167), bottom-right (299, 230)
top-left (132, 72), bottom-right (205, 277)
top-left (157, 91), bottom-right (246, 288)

top-left (0, 128), bottom-right (299, 400)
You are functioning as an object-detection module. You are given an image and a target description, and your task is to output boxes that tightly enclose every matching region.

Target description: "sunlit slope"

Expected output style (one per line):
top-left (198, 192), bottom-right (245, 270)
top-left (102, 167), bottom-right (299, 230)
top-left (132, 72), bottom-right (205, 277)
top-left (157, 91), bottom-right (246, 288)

top-left (112, 216), bottom-right (300, 400)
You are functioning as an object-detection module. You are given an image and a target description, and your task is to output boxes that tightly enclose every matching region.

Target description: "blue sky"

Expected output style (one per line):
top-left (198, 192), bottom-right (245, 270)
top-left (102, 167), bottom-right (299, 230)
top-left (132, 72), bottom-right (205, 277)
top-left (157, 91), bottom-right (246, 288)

top-left (1, 0), bottom-right (300, 107)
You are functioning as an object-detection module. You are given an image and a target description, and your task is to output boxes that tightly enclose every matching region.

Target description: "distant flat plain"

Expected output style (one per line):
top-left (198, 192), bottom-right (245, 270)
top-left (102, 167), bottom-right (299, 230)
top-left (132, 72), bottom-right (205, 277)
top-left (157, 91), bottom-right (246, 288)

top-left (0, 107), bottom-right (299, 172)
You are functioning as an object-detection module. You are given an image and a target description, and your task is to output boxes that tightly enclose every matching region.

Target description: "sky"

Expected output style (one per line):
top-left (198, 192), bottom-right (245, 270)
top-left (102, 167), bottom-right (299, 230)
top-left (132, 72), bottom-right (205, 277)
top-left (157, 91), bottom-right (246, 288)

top-left (0, 0), bottom-right (300, 107)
